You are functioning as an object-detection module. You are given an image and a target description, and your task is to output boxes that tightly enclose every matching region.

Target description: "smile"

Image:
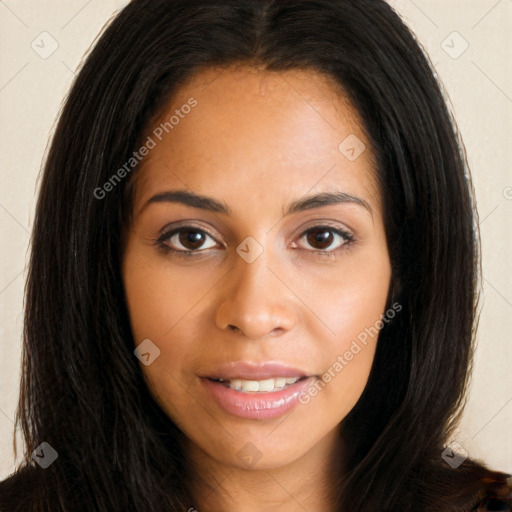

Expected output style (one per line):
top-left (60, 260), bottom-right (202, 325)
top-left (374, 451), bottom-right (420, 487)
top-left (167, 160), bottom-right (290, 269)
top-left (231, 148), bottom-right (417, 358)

top-left (201, 376), bottom-right (315, 420)
top-left (208, 376), bottom-right (306, 392)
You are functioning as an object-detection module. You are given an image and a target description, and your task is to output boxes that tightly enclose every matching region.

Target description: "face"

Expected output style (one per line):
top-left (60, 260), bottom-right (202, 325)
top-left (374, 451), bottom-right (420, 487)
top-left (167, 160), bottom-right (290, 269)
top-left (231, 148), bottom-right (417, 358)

top-left (121, 65), bottom-right (391, 473)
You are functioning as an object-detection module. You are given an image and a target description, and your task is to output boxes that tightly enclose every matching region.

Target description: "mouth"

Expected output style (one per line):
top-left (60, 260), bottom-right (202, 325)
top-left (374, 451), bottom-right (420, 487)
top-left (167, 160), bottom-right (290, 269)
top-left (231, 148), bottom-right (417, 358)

top-left (205, 375), bottom-right (309, 393)
top-left (200, 374), bottom-right (316, 420)
top-left (199, 361), bottom-right (316, 419)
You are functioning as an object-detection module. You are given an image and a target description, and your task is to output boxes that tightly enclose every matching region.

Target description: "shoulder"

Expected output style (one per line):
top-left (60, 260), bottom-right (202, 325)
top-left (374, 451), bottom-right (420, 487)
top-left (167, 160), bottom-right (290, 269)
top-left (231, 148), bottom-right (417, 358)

top-left (0, 465), bottom-right (44, 512)
top-left (472, 472), bottom-right (512, 511)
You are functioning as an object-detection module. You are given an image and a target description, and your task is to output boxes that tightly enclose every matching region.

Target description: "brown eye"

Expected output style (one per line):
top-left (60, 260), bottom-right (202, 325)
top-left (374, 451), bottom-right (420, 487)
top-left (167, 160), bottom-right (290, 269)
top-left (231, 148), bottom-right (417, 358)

top-left (178, 229), bottom-right (207, 250)
top-left (306, 228), bottom-right (335, 250)
top-left (296, 225), bottom-right (353, 253)
top-left (160, 227), bottom-right (218, 253)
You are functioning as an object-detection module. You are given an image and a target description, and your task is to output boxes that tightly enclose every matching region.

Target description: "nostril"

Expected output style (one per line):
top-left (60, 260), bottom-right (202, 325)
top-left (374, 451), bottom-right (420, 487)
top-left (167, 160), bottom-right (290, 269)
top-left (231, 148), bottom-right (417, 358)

top-left (228, 325), bottom-right (241, 333)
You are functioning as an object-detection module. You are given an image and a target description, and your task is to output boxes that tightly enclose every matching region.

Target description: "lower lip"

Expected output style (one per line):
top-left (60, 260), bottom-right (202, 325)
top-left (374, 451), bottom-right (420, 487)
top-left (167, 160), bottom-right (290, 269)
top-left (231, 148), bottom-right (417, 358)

top-left (200, 377), bottom-right (315, 420)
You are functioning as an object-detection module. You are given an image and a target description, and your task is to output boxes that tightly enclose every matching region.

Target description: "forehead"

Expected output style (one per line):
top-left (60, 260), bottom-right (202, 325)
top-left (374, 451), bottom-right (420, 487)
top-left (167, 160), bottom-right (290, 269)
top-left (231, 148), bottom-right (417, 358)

top-left (132, 64), bottom-right (380, 215)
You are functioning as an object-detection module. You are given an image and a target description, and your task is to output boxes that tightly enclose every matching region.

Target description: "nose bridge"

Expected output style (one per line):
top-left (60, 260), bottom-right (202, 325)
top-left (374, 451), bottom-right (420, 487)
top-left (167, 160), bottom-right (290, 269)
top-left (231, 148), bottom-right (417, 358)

top-left (215, 238), bottom-right (296, 339)
top-left (234, 242), bottom-right (272, 301)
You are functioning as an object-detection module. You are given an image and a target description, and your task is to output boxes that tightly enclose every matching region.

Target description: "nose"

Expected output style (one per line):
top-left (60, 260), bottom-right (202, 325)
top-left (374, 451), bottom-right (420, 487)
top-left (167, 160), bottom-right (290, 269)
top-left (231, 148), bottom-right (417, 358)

top-left (214, 246), bottom-right (297, 340)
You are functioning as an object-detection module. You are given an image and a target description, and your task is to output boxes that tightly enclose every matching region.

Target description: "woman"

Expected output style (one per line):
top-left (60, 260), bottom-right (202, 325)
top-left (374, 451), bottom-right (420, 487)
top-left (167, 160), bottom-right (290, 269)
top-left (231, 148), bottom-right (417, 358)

top-left (0, 0), bottom-right (510, 510)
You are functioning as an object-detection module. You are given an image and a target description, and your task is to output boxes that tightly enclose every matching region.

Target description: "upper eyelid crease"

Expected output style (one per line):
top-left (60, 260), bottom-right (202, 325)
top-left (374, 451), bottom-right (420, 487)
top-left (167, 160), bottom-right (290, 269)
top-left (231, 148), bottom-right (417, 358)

top-left (157, 225), bottom-right (219, 245)
top-left (139, 189), bottom-right (373, 219)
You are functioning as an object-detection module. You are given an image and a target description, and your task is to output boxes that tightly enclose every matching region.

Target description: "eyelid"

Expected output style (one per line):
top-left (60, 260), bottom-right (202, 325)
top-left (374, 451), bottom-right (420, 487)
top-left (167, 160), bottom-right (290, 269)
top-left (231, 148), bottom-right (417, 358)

top-left (290, 220), bottom-right (354, 241)
top-left (290, 222), bottom-right (354, 251)
top-left (155, 219), bottom-right (355, 257)
top-left (157, 221), bottom-right (221, 242)
top-left (155, 222), bottom-right (224, 253)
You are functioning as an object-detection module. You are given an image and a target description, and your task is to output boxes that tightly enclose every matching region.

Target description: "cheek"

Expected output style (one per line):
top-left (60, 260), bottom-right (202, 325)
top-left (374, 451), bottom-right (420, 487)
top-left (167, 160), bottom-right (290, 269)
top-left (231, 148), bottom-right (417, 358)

top-left (140, 361), bottom-right (198, 433)
top-left (294, 254), bottom-right (390, 408)
top-left (122, 249), bottom-right (216, 343)
top-left (290, 247), bottom-right (391, 351)
top-left (122, 251), bottom-right (217, 421)
top-left (309, 338), bottom-right (377, 411)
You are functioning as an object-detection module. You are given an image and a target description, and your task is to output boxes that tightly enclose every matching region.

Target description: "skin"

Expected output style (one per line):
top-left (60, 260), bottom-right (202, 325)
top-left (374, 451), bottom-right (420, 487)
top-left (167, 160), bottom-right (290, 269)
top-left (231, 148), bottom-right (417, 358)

top-left (121, 64), bottom-right (392, 512)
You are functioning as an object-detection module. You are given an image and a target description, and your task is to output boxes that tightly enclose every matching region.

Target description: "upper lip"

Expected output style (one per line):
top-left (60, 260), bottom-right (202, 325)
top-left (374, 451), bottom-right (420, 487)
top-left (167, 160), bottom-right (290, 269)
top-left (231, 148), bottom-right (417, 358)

top-left (202, 361), bottom-right (311, 380)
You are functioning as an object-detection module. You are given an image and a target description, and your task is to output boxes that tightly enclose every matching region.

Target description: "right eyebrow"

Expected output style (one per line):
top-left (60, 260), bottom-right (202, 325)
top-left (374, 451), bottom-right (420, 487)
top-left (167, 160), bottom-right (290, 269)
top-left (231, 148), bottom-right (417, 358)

top-left (138, 190), bottom-right (231, 217)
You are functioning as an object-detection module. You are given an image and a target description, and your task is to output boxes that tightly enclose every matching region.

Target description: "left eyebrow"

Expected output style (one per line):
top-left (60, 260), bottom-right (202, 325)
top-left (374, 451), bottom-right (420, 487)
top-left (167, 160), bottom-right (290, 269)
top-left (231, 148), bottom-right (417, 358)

top-left (285, 191), bottom-right (373, 218)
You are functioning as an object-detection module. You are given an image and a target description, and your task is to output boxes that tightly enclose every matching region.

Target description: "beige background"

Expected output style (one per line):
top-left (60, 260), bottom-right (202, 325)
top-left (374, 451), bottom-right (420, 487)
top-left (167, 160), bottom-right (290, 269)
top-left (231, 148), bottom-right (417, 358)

top-left (0, 0), bottom-right (511, 480)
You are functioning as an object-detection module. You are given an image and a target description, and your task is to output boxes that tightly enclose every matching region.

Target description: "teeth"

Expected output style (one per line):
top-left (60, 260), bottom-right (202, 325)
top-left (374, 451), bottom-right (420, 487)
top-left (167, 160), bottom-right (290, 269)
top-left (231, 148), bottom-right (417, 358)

top-left (218, 377), bottom-right (301, 392)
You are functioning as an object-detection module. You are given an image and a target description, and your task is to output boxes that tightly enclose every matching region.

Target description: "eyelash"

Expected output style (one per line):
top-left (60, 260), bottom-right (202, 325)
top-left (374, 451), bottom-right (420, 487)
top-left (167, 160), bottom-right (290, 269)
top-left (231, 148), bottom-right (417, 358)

top-left (154, 224), bottom-right (355, 259)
